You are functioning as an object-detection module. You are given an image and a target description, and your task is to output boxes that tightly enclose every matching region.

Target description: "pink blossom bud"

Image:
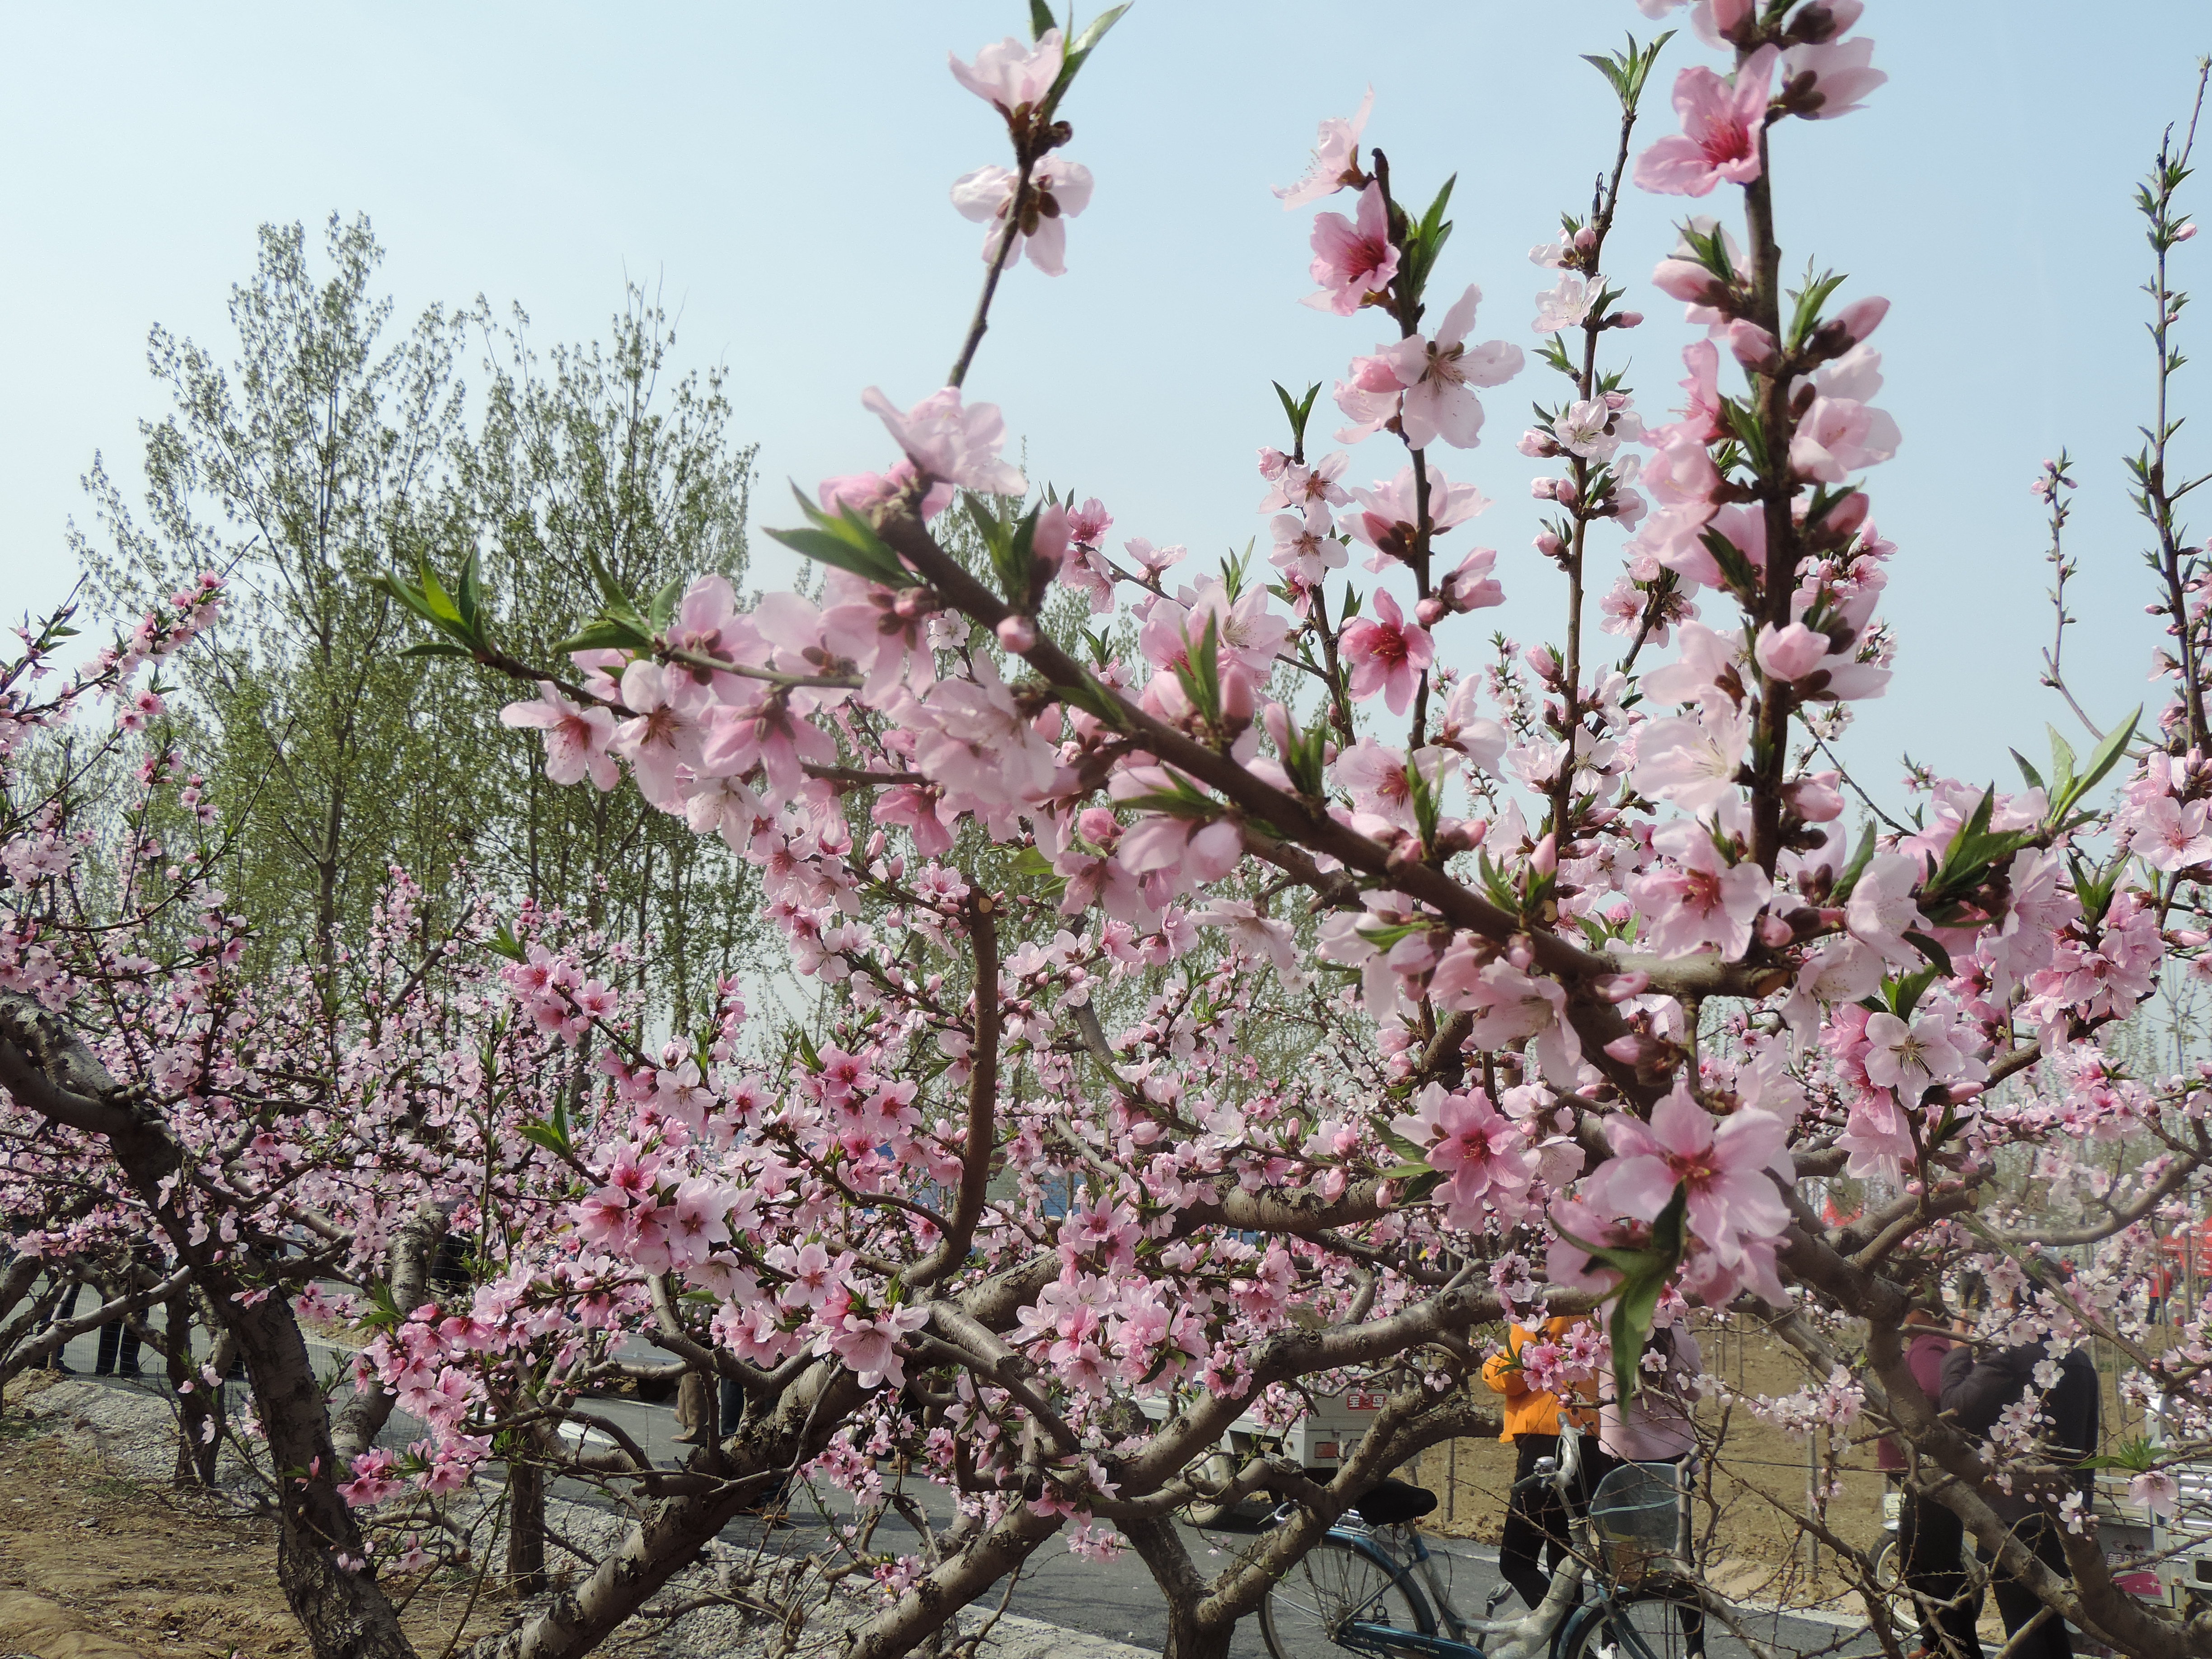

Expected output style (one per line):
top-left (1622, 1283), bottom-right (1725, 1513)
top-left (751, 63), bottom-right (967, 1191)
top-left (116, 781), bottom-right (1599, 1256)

top-left (996, 616), bottom-right (1039, 652)
top-left (1218, 661), bottom-right (1258, 725)
top-left (1572, 226), bottom-right (1598, 253)
top-left (1603, 1033), bottom-right (1664, 1066)
top-left (1523, 643), bottom-right (1561, 682)
top-left (1755, 621), bottom-right (1830, 683)
top-left (1822, 491), bottom-right (1871, 541)
top-left (2170, 929), bottom-right (2210, 948)
top-left (1904, 1179), bottom-right (1924, 1197)
top-left (1031, 502), bottom-right (1070, 580)
top-left (1711, 0), bottom-right (1756, 36)
top-left (1757, 912), bottom-right (1794, 948)
top-left (1651, 258), bottom-right (1729, 307)
top-left (1607, 310), bottom-right (1645, 329)
top-left (1530, 477), bottom-right (1560, 501)
top-left (1517, 429), bottom-right (1561, 458)
top-left (2176, 222), bottom-right (2198, 243)
top-left (1415, 596), bottom-right (1448, 628)
top-left (1506, 932), bottom-right (1537, 968)
top-left (866, 830), bottom-right (886, 860)
top-left (1257, 446), bottom-right (1289, 479)
top-left (1834, 295), bottom-right (1889, 346)
top-left (1533, 531), bottom-right (1567, 558)
top-left (1782, 771), bottom-right (1846, 822)
top-left (1530, 834), bottom-right (1556, 876)
top-left (1944, 1083), bottom-right (1985, 1105)
top-left (1726, 319), bottom-right (1783, 374)
top-left (1262, 701), bottom-right (1293, 755)
top-left (1077, 807), bottom-right (1120, 848)
top-left (1594, 970), bottom-right (1649, 1003)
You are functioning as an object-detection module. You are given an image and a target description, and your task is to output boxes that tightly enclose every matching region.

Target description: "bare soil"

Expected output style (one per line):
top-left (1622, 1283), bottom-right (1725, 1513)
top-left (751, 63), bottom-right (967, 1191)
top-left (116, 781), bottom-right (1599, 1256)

top-left (0, 1372), bottom-right (515, 1659)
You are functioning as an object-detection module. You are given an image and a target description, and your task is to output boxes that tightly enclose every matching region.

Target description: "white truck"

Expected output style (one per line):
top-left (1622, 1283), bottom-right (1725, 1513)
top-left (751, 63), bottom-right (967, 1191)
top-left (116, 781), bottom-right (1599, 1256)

top-left (1141, 1384), bottom-right (1391, 1525)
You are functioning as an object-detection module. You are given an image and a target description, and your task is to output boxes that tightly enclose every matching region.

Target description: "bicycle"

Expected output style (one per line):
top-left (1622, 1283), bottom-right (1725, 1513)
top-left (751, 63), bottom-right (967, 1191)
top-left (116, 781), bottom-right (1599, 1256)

top-left (1259, 1430), bottom-right (1711, 1659)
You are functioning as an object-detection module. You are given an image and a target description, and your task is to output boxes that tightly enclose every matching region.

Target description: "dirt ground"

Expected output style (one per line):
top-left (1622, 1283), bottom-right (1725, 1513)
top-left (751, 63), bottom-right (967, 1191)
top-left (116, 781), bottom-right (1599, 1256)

top-left (0, 1372), bottom-right (515, 1659)
top-left (1410, 1312), bottom-right (2148, 1613)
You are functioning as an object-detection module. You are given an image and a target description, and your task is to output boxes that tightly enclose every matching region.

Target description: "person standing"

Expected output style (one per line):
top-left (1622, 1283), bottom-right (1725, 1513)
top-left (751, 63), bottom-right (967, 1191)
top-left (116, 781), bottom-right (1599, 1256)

top-left (1596, 1320), bottom-right (1706, 1658)
top-left (1880, 1306), bottom-right (1981, 1659)
top-left (1938, 1326), bottom-right (2100, 1659)
top-left (1481, 1317), bottom-right (1597, 1610)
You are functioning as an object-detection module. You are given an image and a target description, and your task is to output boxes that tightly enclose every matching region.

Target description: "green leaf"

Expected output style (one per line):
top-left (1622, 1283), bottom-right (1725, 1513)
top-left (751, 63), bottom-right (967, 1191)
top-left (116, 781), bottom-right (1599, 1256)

top-left (2064, 707), bottom-right (2141, 812)
top-left (2010, 749), bottom-right (2046, 794)
top-left (2046, 724), bottom-right (2079, 795)
top-left (1830, 820), bottom-right (1878, 903)
top-left (1070, 2), bottom-right (1128, 56)
top-left (399, 639), bottom-right (473, 661)
top-left (767, 483), bottom-right (916, 589)
top-left (1884, 964), bottom-right (1940, 1020)
top-left (373, 570), bottom-right (441, 627)
top-left (1273, 380), bottom-right (1322, 454)
top-left (519, 1117), bottom-right (573, 1159)
top-left (647, 576), bottom-right (683, 632)
top-left (1785, 269), bottom-right (1848, 352)
top-left (1903, 931), bottom-right (1954, 977)
top-left (417, 557), bottom-right (465, 628)
top-left (457, 549), bottom-right (483, 629)
top-left (487, 923), bottom-right (527, 963)
top-left (553, 616), bottom-right (652, 655)
top-left (1028, 0), bottom-right (1059, 40)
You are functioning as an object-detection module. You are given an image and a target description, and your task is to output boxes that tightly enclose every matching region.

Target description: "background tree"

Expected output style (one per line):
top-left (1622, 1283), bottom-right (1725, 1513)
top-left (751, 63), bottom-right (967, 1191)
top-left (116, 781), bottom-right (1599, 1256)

top-left (76, 220), bottom-right (764, 1036)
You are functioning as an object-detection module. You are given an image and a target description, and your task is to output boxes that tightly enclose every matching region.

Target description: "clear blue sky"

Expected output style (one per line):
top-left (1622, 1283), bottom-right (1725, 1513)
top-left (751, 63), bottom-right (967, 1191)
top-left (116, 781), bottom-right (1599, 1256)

top-left (0, 2), bottom-right (2205, 806)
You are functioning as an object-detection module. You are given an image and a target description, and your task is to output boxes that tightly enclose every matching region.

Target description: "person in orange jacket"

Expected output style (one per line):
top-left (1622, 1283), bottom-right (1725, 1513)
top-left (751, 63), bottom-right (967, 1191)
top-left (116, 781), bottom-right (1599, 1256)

top-left (1481, 1317), bottom-right (1598, 1610)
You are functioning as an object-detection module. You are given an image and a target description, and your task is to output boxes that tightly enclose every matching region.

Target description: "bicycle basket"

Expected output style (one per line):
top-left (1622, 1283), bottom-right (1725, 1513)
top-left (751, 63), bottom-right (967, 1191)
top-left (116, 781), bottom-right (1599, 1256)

top-left (1588, 1462), bottom-right (1682, 1585)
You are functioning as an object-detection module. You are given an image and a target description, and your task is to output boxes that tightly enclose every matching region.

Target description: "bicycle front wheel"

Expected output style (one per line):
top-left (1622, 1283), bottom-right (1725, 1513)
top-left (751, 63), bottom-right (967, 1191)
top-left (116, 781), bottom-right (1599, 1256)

top-left (1559, 1584), bottom-right (1707, 1659)
top-left (1261, 1537), bottom-right (1435, 1659)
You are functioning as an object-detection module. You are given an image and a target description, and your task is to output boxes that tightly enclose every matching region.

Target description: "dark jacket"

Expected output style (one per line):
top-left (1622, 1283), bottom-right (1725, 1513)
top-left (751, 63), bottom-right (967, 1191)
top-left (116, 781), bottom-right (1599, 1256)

top-left (1939, 1340), bottom-right (2100, 1521)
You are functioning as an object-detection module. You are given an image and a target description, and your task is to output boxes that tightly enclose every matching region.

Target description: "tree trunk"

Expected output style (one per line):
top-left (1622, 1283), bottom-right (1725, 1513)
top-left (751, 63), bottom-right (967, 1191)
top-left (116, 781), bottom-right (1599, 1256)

top-left (1158, 1618), bottom-right (1236, 1659)
top-left (506, 1459), bottom-right (548, 1594)
top-left (167, 1290), bottom-right (216, 1487)
top-left (1120, 1515), bottom-right (1236, 1659)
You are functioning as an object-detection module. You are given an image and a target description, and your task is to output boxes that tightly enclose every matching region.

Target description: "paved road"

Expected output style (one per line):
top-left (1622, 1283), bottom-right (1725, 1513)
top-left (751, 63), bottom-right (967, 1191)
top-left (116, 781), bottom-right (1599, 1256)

top-left (34, 1326), bottom-right (1882, 1657)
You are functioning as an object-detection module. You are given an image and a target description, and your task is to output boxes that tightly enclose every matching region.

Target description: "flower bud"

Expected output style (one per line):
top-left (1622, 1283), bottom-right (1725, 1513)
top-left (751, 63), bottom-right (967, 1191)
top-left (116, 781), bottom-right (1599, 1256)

top-left (1755, 621), bottom-right (1830, 683)
top-left (1523, 643), bottom-right (1561, 683)
top-left (1726, 319), bottom-right (1783, 375)
top-left (1572, 226), bottom-right (1598, 253)
top-left (1517, 430), bottom-right (1562, 459)
top-left (1781, 772), bottom-right (1846, 823)
top-left (1651, 259), bottom-right (1730, 308)
top-left (1606, 310), bottom-right (1645, 329)
top-left (1077, 807), bottom-right (1121, 848)
top-left (1530, 834), bottom-right (1557, 876)
top-left (1533, 531), bottom-right (1567, 559)
top-left (1595, 970), bottom-right (1649, 1003)
top-left (1756, 912), bottom-right (1794, 948)
top-left (1834, 295), bottom-right (1889, 346)
top-left (1218, 661), bottom-right (1258, 726)
top-left (1030, 501), bottom-right (1070, 584)
top-left (1415, 596), bottom-right (1448, 628)
top-left (1531, 477), bottom-right (1560, 501)
top-left (996, 615), bottom-right (1039, 653)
